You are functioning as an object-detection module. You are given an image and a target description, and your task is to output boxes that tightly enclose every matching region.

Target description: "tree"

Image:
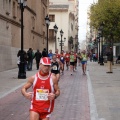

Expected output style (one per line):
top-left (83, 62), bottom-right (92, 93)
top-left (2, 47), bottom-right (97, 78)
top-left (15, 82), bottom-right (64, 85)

top-left (89, 0), bottom-right (120, 42)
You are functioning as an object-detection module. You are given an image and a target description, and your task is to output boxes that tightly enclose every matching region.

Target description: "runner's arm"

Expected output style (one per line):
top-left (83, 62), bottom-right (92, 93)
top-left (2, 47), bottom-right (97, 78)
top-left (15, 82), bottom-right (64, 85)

top-left (48, 75), bottom-right (60, 100)
top-left (21, 76), bottom-right (34, 100)
top-left (53, 75), bottom-right (60, 99)
top-left (58, 60), bottom-right (63, 70)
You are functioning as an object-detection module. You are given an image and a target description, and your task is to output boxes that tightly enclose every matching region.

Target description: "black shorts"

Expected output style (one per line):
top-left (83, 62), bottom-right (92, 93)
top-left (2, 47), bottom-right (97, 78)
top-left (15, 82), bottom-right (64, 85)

top-left (70, 62), bottom-right (74, 66)
top-left (51, 70), bottom-right (60, 74)
top-left (74, 60), bottom-right (77, 64)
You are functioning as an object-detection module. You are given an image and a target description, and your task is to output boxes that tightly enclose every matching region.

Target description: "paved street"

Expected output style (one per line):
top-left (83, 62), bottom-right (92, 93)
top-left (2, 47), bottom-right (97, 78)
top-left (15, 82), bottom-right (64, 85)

top-left (0, 62), bottom-right (120, 120)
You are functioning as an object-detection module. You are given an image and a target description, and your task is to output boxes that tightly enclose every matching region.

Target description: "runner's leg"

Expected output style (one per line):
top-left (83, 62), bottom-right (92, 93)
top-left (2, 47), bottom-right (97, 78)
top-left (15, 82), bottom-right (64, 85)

top-left (30, 111), bottom-right (39, 120)
top-left (42, 117), bottom-right (49, 120)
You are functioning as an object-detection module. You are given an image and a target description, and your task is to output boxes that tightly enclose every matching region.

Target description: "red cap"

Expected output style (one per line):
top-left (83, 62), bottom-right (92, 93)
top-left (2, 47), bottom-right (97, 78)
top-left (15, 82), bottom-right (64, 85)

top-left (40, 57), bottom-right (51, 65)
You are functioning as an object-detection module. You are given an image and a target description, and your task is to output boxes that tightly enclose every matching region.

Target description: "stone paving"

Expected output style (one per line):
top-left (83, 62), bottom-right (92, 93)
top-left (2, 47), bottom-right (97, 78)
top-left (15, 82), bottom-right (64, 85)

top-left (0, 62), bottom-right (120, 120)
top-left (0, 65), bottom-right (90, 120)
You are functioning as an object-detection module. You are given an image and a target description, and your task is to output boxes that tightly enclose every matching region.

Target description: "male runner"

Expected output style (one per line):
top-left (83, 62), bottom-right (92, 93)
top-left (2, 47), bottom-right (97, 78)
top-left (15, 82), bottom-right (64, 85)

top-left (21, 57), bottom-right (60, 120)
top-left (65, 51), bottom-right (70, 70)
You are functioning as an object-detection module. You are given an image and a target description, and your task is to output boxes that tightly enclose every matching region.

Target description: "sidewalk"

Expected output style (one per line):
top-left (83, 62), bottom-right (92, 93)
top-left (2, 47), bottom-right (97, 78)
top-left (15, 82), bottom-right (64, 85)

top-left (0, 65), bottom-right (38, 98)
top-left (87, 62), bottom-right (120, 120)
top-left (0, 62), bottom-right (120, 120)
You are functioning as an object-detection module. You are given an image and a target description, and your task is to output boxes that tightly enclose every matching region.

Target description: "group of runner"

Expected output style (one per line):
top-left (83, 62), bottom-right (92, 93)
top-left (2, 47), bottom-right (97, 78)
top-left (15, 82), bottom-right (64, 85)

top-left (21, 49), bottom-right (88, 120)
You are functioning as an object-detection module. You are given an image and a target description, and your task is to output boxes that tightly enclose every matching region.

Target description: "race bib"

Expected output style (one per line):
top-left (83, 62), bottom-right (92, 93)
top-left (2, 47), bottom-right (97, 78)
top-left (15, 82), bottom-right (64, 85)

top-left (36, 89), bottom-right (49, 101)
top-left (61, 57), bottom-right (63, 60)
top-left (52, 65), bottom-right (57, 70)
top-left (83, 57), bottom-right (87, 61)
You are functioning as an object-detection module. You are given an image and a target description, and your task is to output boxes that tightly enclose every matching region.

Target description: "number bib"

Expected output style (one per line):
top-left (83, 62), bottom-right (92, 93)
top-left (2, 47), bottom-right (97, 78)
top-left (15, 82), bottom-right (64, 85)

top-left (52, 65), bottom-right (57, 70)
top-left (61, 57), bottom-right (64, 60)
top-left (83, 57), bottom-right (87, 61)
top-left (36, 89), bottom-right (49, 101)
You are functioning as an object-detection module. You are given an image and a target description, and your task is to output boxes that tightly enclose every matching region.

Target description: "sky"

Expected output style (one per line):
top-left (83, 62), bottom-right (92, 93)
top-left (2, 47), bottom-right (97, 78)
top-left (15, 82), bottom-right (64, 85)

top-left (78, 0), bottom-right (94, 43)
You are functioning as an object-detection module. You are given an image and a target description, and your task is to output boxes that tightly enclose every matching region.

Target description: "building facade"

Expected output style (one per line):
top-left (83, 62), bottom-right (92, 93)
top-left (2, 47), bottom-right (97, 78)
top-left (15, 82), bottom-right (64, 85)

top-left (0, 0), bottom-right (49, 71)
top-left (49, 0), bottom-right (79, 53)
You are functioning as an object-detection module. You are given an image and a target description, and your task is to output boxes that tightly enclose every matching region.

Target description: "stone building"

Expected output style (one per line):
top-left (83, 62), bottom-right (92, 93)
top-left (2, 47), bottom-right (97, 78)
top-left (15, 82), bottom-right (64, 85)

top-left (0, 0), bottom-right (49, 71)
top-left (49, 0), bottom-right (79, 53)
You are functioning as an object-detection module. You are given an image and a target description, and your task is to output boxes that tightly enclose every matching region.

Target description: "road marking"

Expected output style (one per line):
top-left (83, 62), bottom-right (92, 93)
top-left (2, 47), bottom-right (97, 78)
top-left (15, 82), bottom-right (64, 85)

top-left (87, 71), bottom-right (99, 120)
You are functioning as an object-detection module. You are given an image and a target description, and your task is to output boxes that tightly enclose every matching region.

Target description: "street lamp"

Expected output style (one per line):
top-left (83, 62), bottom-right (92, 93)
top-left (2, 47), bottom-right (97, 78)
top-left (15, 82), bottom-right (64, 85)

top-left (97, 28), bottom-right (101, 64)
top-left (99, 23), bottom-right (104, 65)
top-left (45, 15), bottom-right (50, 55)
top-left (58, 36), bottom-right (66, 52)
top-left (17, 0), bottom-right (27, 79)
top-left (53, 24), bottom-right (58, 51)
top-left (60, 29), bottom-right (64, 52)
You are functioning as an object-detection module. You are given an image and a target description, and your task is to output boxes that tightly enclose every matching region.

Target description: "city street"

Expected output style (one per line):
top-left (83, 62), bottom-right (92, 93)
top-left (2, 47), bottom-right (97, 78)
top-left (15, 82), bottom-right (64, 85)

top-left (0, 62), bottom-right (120, 120)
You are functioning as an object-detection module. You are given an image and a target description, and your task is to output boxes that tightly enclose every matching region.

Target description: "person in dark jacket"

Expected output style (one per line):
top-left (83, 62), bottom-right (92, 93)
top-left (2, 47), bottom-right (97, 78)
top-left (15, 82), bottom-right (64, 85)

top-left (106, 47), bottom-right (113, 73)
top-left (42, 48), bottom-right (48, 57)
top-left (34, 49), bottom-right (42, 70)
top-left (27, 48), bottom-right (33, 71)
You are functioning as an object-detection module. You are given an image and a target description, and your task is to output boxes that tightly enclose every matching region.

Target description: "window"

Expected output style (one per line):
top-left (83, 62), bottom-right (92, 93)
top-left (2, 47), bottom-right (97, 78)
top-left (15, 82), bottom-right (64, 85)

top-left (43, 32), bottom-right (45, 44)
top-left (49, 15), bottom-right (55, 22)
top-left (49, 29), bottom-right (54, 40)
top-left (43, 7), bottom-right (45, 25)
top-left (71, 23), bottom-right (73, 31)
top-left (32, 16), bottom-right (35, 29)
top-left (12, 2), bottom-right (16, 18)
top-left (3, 0), bottom-right (5, 9)
top-left (17, 6), bottom-right (20, 19)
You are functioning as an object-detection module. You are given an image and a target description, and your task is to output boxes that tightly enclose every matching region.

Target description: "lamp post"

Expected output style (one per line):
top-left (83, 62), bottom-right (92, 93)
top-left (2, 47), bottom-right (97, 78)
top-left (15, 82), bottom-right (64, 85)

top-left (18, 0), bottom-right (27, 79)
top-left (60, 29), bottom-right (64, 52)
top-left (97, 29), bottom-right (101, 64)
top-left (58, 36), bottom-right (66, 52)
top-left (99, 23), bottom-right (104, 65)
top-left (53, 24), bottom-right (58, 51)
top-left (45, 15), bottom-right (50, 55)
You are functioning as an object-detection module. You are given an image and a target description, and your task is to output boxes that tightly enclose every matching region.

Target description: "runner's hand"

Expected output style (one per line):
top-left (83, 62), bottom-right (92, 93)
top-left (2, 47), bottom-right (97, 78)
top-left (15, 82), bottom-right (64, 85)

top-left (24, 92), bottom-right (33, 100)
top-left (48, 93), bottom-right (55, 100)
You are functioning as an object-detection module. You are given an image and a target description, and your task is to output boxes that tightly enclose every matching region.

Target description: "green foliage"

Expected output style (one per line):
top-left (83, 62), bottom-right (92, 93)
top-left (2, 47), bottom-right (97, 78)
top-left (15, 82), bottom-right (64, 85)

top-left (89, 0), bottom-right (120, 42)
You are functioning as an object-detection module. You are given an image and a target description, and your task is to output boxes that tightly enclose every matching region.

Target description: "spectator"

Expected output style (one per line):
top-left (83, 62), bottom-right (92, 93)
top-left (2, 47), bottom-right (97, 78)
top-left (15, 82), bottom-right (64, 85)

top-left (27, 48), bottom-right (33, 71)
top-left (34, 49), bottom-right (42, 70)
top-left (42, 48), bottom-right (47, 57)
top-left (48, 49), bottom-right (53, 60)
top-left (106, 47), bottom-right (113, 73)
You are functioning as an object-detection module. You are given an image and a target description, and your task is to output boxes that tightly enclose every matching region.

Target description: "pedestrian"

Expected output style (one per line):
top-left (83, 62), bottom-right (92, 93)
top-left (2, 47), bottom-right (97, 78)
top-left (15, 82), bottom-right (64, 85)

top-left (34, 49), bottom-right (42, 70)
top-left (106, 47), bottom-right (113, 73)
top-left (27, 48), bottom-right (33, 71)
top-left (17, 50), bottom-right (27, 72)
top-left (80, 50), bottom-right (88, 75)
top-left (51, 54), bottom-right (63, 82)
top-left (42, 48), bottom-right (48, 57)
top-left (60, 51), bottom-right (65, 74)
top-left (48, 49), bottom-right (53, 60)
top-left (70, 51), bottom-right (75, 75)
top-left (77, 51), bottom-right (81, 66)
top-left (65, 51), bottom-right (70, 70)
top-left (17, 50), bottom-right (21, 69)
top-left (21, 57), bottom-right (60, 120)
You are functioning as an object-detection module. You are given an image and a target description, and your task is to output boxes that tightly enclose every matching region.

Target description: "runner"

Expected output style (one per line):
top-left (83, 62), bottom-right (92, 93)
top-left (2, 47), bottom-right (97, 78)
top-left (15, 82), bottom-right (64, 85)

top-left (74, 51), bottom-right (77, 71)
top-left (60, 51), bottom-right (65, 74)
top-left (21, 57), bottom-right (60, 120)
top-left (80, 50), bottom-right (88, 75)
top-left (65, 51), bottom-right (70, 70)
top-left (55, 49), bottom-right (60, 59)
top-left (77, 50), bottom-right (81, 66)
top-left (70, 51), bottom-right (75, 75)
top-left (51, 54), bottom-right (63, 82)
